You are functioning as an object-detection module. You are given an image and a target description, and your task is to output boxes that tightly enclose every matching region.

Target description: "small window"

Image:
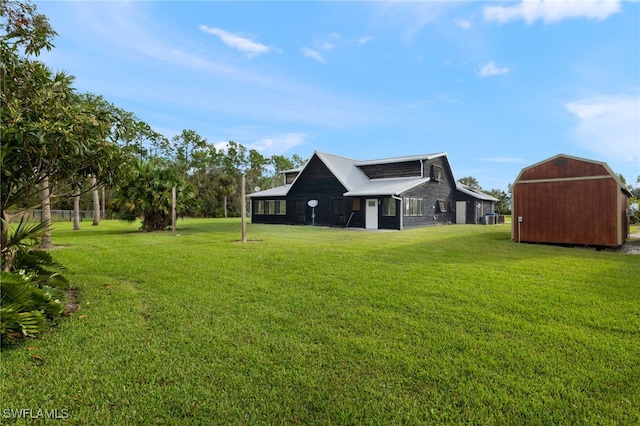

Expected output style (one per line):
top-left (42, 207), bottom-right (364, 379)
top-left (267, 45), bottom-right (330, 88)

top-left (382, 198), bottom-right (396, 216)
top-left (256, 200), bottom-right (264, 215)
top-left (432, 165), bottom-right (444, 182)
top-left (275, 200), bottom-right (286, 215)
top-left (352, 198), bottom-right (361, 211)
top-left (368, 200), bottom-right (376, 207)
top-left (438, 200), bottom-right (447, 212)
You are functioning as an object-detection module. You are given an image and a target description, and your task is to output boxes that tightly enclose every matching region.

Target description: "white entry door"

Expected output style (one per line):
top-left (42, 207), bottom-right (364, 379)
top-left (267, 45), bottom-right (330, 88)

top-left (365, 199), bottom-right (378, 229)
top-left (456, 201), bottom-right (467, 224)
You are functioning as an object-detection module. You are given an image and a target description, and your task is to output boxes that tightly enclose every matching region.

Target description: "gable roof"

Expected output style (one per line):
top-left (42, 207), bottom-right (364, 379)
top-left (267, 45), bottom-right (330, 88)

top-left (513, 153), bottom-right (632, 196)
top-left (248, 150), bottom-right (457, 198)
top-left (314, 151), bottom-right (369, 192)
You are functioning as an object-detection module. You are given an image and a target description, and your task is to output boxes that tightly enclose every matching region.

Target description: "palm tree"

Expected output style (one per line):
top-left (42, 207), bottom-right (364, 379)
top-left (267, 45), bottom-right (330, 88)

top-left (112, 159), bottom-right (193, 231)
top-left (216, 174), bottom-right (237, 218)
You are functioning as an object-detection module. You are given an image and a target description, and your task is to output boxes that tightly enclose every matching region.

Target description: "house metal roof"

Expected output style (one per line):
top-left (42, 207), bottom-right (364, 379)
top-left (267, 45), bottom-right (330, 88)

top-left (456, 183), bottom-right (499, 201)
top-left (247, 185), bottom-right (290, 197)
top-left (344, 177), bottom-right (430, 197)
top-left (314, 151), bottom-right (369, 192)
top-left (248, 150), bottom-right (484, 200)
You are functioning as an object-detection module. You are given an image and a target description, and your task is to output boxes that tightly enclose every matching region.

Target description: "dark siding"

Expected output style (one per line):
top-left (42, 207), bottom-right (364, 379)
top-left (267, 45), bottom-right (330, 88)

top-left (347, 198), bottom-right (365, 228)
top-left (455, 192), bottom-right (495, 224)
top-left (250, 197), bottom-right (290, 225)
top-left (285, 172), bottom-right (299, 185)
top-left (357, 161), bottom-right (422, 179)
top-left (400, 179), bottom-right (456, 228)
top-left (287, 155), bottom-right (350, 226)
top-left (379, 199), bottom-right (401, 230)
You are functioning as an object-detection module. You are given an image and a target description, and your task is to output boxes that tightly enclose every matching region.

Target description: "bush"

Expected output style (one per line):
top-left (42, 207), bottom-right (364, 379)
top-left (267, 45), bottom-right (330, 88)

top-left (0, 218), bottom-right (69, 345)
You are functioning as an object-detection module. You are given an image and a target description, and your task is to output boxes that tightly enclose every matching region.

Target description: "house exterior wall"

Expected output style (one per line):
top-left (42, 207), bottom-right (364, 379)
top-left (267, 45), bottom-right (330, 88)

top-left (250, 197), bottom-right (290, 225)
top-left (286, 155), bottom-right (350, 226)
top-left (400, 180), bottom-right (456, 228)
top-left (512, 156), bottom-right (628, 247)
top-left (358, 161), bottom-right (422, 179)
top-left (454, 193), bottom-right (495, 224)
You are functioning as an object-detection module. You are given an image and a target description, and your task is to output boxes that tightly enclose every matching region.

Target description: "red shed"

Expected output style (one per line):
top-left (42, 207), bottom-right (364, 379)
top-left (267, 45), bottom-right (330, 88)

top-left (512, 154), bottom-right (632, 247)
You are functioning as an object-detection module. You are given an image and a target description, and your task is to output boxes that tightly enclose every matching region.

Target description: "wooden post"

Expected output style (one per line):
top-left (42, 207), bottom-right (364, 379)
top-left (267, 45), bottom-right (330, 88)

top-left (172, 186), bottom-right (176, 236)
top-left (241, 175), bottom-right (247, 243)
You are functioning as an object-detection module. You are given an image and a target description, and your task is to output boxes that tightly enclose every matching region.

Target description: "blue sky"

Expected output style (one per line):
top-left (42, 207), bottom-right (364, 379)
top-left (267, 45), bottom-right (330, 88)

top-left (35, 0), bottom-right (639, 191)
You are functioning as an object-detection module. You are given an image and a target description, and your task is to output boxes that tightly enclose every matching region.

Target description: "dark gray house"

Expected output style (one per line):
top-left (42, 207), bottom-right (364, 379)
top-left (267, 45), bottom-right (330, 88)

top-left (248, 151), bottom-right (496, 230)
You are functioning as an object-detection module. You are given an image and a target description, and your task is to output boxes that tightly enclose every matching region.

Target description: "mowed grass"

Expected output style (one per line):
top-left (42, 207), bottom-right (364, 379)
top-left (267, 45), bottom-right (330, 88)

top-left (1, 219), bottom-right (638, 425)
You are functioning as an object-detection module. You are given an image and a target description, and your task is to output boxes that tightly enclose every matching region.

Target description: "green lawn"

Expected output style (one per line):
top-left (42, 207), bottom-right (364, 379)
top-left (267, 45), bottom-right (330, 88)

top-left (2, 219), bottom-right (638, 425)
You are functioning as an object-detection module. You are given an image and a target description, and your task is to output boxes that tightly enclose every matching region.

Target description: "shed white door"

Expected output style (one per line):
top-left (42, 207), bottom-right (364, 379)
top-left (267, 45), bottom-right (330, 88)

top-left (365, 199), bottom-right (378, 229)
top-left (456, 201), bottom-right (467, 224)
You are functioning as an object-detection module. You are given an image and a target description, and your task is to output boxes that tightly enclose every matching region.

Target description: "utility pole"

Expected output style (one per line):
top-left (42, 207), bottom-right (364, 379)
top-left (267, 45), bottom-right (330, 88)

top-left (241, 175), bottom-right (247, 243)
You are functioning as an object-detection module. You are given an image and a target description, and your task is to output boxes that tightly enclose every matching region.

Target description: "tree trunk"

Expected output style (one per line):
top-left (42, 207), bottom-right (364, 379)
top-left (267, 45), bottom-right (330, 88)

top-left (90, 175), bottom-right (100, 226)
top-left (224, 195), bottom-right (228, 218)
top-left (72, 186), bottom-right (81, 230)
top-left (40, 176), bottom-right (52, 249)
top-left (1, 208), bottom-right (10, 270)
top-left (101, 186), bottom-right (106, 220)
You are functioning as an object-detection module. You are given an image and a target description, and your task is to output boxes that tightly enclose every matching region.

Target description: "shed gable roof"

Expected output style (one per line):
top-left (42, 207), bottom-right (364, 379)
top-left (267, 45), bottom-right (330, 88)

top-left (513, 154), bottom-right (631, 196)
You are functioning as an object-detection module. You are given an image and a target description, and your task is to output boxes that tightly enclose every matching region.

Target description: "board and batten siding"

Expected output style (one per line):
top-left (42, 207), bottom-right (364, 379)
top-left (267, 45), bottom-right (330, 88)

top-left (400, 180), bottom-right (456, 228)
top-left (287, 155), bottom-right (350, 226)
top-left (357, 160), bottom-right (422, 179)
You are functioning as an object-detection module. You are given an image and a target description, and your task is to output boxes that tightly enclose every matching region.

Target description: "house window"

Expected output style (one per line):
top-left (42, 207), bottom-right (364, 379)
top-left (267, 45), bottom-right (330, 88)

top-left (437, 200), bottom-right (447, 212)
top-left (382, 198), bottom-right (396, 216)
top-left (265, 200), bottom-right (275, 215)
top-left (404, 198), bottom-right (424, 216)
top-left (432, 165), bottom-right (444, 182)
top-left (257, 199), bottom-right (286, 215)
top-left (352, 198), bottom-right (361, 211)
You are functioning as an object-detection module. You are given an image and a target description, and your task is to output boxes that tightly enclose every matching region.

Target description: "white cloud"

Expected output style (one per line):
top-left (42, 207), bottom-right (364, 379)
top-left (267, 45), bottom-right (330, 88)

top-left (484, 0), bottom-right (621, 24)
top-left (357, 35), bottom-right (374, 46)
top-left (249, 133), bottom-right (307, 156)
top-left (300, 47), bottom-right (326, 63)
top-left (453, 17), bottom-right (472, 30)
top-left (200, 26), bottom-right (272, 57)
top-left (476, 62), bottom-right (509, 77)
top-left (213, 133), bottom-right (307, 157)
top-left (565, 94), bottom-right (640, 164)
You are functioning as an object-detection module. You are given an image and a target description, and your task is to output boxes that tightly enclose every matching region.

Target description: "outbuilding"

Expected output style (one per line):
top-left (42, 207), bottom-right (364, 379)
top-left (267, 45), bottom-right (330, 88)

top-left (511, 154), bottom-right (632, 247)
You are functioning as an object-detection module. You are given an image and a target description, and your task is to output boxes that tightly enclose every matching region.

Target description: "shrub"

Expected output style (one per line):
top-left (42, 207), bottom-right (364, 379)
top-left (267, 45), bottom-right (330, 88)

top-left (0, 218), bottom-right (69, 345)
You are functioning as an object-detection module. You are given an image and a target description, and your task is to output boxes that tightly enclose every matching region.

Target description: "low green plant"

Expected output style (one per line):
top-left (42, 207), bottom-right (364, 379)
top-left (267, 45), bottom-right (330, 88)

top-left (0, 217), bottom-right (69, 344)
